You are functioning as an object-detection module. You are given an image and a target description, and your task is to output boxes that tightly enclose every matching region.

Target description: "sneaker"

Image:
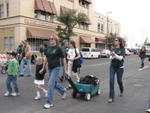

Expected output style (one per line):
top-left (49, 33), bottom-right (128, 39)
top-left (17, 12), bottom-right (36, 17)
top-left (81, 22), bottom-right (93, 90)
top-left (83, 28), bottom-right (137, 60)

top-left (147, 108), bottom-right (150, 113)
top-left (4, 92), bottom-right (10, 96)
top-left (19, 74), bottom-right (24, 77)
top-left (107, 98), bottom-right (114, 103)
top-left (44, 104), bottom-right (54, 109)
top-left (62, 91), bottom-right (67, 99)
top-left (34, 96), bottom-right (41, 100)
top-left (11, 92), bottom-right (17, 96)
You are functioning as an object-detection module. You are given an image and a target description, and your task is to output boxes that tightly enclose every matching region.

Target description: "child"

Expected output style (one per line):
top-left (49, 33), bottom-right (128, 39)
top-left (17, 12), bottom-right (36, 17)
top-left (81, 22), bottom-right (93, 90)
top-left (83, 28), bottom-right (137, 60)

top-left (34, 56), bottom-right (47, 100)
top-left (4, 52), bottom-right (20, 96)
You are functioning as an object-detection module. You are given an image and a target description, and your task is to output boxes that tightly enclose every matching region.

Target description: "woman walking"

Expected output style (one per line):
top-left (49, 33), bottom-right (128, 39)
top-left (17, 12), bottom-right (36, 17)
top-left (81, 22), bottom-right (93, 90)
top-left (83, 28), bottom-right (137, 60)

top-left (139, 46), bottom-right (146, 68)
top-left (40, 35), bottom-right (67, 109)
top-left (108, 37), bottom-right (125, 103)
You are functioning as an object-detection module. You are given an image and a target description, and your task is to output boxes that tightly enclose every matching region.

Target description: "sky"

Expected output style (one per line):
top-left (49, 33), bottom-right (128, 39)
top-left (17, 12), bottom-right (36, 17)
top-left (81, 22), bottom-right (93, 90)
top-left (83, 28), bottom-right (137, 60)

top-left (93, 0), bottom-right (150, 48)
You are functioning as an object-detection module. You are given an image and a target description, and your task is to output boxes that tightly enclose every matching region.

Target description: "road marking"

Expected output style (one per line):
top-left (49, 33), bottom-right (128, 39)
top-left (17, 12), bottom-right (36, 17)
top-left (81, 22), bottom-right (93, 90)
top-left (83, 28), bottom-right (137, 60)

top-left (138, 66), bottom-right (148, 71)
top-left (84, 62), bottom-right (110, 67)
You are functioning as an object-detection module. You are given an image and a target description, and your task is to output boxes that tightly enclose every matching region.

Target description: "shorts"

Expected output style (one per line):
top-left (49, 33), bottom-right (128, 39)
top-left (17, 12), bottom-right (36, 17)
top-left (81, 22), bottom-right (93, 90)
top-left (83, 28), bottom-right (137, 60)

top-left (34, 80), bottom-right (45, 85)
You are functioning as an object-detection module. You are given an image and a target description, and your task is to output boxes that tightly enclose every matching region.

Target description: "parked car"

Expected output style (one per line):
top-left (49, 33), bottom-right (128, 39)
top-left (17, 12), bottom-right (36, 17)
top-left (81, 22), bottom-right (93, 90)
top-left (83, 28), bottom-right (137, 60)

top-left (81, 47), bottom-right (100, 59)
top-left (100, 49), bottom-right (111, 58)
top-left (125, 49), bottom-right (131, 56)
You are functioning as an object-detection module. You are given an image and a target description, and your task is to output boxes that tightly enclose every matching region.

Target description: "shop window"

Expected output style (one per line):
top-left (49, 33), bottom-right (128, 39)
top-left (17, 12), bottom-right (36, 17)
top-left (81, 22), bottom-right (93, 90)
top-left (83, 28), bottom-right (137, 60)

top-left (0, 4), bottom-right (4, 18)
top-left (27, 38), bottom-right (48, 51)
top-left (80, 43), bottom-right (90, 48)
top-left (4, 37), bottom-right (15, 51)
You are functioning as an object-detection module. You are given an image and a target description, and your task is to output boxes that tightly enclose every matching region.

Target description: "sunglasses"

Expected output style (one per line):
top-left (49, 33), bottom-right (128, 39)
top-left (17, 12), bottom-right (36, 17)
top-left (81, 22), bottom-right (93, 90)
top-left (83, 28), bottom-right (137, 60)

top-left (49, 38), bottom-right (55, 41)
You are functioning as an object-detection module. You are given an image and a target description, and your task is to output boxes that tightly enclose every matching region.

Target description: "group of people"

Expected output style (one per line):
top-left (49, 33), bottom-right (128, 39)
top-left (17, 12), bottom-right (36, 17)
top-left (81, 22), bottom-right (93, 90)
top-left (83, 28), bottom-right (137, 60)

top-left (3, 35), bottom-right (150, 112)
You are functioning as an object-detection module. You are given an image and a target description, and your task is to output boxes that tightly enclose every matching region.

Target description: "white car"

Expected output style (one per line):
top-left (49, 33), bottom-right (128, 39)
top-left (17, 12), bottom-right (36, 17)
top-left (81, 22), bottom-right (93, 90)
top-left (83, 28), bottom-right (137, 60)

top-left (81, 47), bottom-right (100, 59)
top-left (100, 49), bottom-right (111, 58)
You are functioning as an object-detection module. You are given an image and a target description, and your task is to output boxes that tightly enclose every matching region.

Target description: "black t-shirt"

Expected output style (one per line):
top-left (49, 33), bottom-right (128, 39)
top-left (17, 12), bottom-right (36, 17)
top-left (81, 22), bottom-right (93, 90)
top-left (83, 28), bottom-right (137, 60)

top-left (35, 64), bottom-right (46, 80)
top-left (45, 45), bottom-right (65, 69)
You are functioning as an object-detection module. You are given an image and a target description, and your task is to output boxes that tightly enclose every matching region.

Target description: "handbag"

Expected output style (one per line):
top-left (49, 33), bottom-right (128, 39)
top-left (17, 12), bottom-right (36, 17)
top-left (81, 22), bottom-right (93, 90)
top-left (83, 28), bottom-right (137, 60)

top-left (72, 49), bottom-right (81, 72)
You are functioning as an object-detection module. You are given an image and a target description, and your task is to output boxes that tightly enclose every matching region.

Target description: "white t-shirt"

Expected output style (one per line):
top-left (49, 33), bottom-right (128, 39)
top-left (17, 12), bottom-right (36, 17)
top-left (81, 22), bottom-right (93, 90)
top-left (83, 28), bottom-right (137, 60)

top-left (67, 48), bottom-right (79, 64)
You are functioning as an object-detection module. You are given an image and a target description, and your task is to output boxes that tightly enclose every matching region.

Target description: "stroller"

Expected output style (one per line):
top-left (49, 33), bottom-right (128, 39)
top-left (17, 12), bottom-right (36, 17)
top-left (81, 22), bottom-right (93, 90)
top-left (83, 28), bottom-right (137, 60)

top-left (0, 62), bottom-right (8, 74)
top-left (66, 75), bottom-right (101, 101)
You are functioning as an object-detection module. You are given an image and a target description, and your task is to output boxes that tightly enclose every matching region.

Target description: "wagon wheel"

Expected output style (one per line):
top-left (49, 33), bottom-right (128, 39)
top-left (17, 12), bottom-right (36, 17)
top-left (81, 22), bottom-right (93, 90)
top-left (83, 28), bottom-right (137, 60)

top-left (85, 93), bottom-right (91, 101)
top-left (97, 88), bottom-right (101, 95)
top-left (72, 91), bottom-right (77, 98)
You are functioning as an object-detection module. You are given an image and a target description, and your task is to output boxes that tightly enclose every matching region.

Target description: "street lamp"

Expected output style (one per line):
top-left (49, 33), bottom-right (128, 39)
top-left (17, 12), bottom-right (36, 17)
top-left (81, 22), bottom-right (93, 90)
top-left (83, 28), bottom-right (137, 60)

top-left (106, 11), bottom-right (112, 49)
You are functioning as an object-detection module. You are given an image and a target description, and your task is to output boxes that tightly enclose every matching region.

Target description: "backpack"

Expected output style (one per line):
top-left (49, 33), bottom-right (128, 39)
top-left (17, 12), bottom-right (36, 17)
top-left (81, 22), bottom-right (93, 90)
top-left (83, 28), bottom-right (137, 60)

top-left (79, 52), bottom-right (83, 64)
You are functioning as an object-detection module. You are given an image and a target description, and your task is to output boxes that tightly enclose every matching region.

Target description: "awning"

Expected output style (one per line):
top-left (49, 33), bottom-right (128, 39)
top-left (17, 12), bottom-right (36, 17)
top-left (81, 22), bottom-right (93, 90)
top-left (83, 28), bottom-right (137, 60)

top-left (60, 6), bottom-right (71, 15)
top-left (27, 28), bottom-right (54, 39)
top-left (95, 38), bottom-right (106, 44)
top-left (80, 36), bottom-right (94, 43)
top-left (35, 0), bottom-right (44, 11)
top-left (35, 0), bottom-right (57, 15)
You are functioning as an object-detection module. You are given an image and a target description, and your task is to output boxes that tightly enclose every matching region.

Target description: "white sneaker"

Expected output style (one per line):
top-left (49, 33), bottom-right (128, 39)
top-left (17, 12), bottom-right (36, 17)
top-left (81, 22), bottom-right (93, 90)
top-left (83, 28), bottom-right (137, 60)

top-left (4, 92), bottom-right (10, 96)
top-left (147, 108), bottom-right (150, 113)
top-left (62, 92), bottom-right (67, 99)
top-left (11, 92), bottom-right (17, 97)
top-left (34, 96), bottom-right (41, 100)
top-left (44, 104), bottom-right (54, 109)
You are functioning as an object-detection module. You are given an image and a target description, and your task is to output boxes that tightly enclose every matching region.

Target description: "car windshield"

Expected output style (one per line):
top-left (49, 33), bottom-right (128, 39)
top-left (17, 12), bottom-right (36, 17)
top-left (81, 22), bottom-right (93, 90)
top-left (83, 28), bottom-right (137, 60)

top-left (82, 48), bottom-right (89, 51)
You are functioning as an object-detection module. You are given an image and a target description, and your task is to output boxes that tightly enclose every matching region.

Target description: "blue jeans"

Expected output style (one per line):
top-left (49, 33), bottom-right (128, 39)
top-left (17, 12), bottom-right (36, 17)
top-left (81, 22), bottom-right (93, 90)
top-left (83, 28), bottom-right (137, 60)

top-left (20, 59), bottom-right (32, 76)
top-left (46, 67), bottom-right (66, 105)
top-left (109, 65), bottom-right (124, 99)
top-left (141, 58), bottom-right (145, 66)
top-left (6, 75), bottom-right (19, 93)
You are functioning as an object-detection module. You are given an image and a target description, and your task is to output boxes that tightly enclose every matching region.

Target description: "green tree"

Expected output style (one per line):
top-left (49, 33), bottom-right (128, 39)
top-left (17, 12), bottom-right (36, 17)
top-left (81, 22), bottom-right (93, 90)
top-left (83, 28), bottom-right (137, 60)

top-left (56, 10), bottom-right (88, 41)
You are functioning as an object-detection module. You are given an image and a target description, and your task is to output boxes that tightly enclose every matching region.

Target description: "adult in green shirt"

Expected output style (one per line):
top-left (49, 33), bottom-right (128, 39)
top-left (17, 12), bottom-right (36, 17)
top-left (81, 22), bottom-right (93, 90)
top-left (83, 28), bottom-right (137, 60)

top-left (108, 37), bottom-right (125, 103)
top-left (40, 35), bottom-right (67, 109)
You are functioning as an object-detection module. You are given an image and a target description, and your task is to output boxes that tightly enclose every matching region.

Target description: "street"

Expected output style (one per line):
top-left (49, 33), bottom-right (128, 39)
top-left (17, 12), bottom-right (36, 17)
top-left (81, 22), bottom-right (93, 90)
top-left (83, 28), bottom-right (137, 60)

top-left (0, 55), bottom-right (150, 113)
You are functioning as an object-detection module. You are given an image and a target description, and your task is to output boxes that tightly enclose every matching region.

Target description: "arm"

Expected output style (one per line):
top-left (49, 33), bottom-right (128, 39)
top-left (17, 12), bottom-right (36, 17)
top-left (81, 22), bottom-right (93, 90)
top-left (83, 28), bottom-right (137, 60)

top-left (39, 56), bottom-right (47, 73)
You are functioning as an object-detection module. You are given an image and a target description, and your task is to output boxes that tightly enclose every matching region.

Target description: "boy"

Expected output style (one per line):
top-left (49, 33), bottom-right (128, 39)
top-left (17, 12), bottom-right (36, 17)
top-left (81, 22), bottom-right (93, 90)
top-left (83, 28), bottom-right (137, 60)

top-left (4, 51), bottom-right (20, 96)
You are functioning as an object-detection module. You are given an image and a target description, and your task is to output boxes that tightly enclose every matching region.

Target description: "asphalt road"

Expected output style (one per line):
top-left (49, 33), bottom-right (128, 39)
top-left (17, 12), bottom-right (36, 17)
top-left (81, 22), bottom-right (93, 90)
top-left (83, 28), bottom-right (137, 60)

top-left (0, 55), bottom-right (150, 113)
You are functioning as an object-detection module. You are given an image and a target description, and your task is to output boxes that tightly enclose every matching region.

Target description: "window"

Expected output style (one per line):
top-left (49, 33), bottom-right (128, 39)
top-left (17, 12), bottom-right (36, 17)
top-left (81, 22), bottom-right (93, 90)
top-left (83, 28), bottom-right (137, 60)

top-left (4, 37), bottom-right (15, 51)
top-left (79, 23), bottom-right (89, 30)
top-left (79, 0), bottom-right (89, 8)
top-left (97, 23), bottom-right (100, 32)
top-left (34, 11), bottom-right (54, 22)
top-left (6, 3), bottom-right (9, 17)
top-left (27, 38), bottom-right (48, 51)
top-left (101, 24), bottom-right (104, 33)
top-left (0, 4), bottom-right (4, 18)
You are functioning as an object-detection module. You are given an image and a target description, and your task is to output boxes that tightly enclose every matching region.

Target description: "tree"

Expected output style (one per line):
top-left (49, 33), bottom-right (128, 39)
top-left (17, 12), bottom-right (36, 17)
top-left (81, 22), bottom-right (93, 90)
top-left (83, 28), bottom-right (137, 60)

top-left (56, 10), bottom-right (88, 41)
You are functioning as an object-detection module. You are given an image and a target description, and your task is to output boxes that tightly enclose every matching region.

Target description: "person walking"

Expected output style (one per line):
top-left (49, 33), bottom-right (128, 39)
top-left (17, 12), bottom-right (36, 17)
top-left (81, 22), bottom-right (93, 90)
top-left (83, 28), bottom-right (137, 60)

top-left (40, 35), bottom-right (67, 109)
top-left (66, 40), bottom-right (80, 89)
top-left (19, 40), bottom-right (32, 77)
top-left (108, 37), bottom-right (125, 103)
top-left (139, 45), bottom-right (146, 68)
top-left (4, 52), bottom-right (20, 97)
top-left (34, 56), bottom-right (47, 100)
top-left (16, 41), bottom-right (24, 64)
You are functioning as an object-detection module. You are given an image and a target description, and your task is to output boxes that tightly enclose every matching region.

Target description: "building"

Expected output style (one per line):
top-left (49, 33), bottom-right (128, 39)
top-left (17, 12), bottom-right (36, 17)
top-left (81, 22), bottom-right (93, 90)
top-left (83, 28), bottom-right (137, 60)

top-left (0, 0), bottom-right (120, 52)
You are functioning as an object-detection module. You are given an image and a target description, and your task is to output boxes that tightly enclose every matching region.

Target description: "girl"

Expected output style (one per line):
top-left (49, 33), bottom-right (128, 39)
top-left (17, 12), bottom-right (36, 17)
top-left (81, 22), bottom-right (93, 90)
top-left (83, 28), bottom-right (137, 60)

top-left (34, 56), bottom-right (47, 100)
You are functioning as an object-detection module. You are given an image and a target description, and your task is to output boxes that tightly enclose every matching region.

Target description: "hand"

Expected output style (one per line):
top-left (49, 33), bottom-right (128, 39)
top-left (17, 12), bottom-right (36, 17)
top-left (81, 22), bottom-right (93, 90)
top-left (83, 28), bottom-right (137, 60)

top-left (39, 68), bottom-right (44, 74)
top-left (111, 52), bottom-right (115, 56)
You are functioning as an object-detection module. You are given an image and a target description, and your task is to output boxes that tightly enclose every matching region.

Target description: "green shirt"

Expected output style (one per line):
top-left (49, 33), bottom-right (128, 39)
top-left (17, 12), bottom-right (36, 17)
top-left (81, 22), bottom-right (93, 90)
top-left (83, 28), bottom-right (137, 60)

top-left (111, 48), bottom-right (125, 68)
top-left (45, 45), bottom-right (65, 69)
top-left (7, 59), bottom-right (19, 76)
